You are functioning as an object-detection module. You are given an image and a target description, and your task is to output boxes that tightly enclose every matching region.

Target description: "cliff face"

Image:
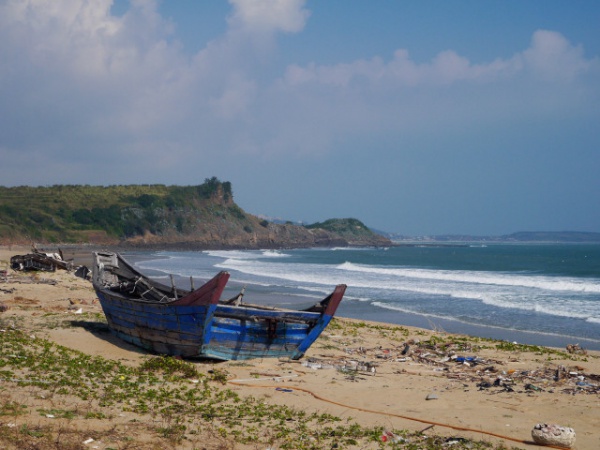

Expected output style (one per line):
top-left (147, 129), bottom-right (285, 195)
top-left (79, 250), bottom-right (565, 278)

top-left (122, 210), bottom-right (390, 249)
top-left (0, 181), bottom-right (391, 249)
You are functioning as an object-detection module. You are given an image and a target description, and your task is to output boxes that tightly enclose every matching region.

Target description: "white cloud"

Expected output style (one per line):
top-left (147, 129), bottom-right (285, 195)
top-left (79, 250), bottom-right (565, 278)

top-left (0, 0), bottom-right (191, 140)
top-left (227, 0), bottom-right (310, 34)
top-left (282, 29), bottom-right (596, 89)
top-left (0, 0), bottom-right (598, 190)
top-left (522, 29), bottom-right (591, 80)
top-left (210, 75), bottom-right (257, 119)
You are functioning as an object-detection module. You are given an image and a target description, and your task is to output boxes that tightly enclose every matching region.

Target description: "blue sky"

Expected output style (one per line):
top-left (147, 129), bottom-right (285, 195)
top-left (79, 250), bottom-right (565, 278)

top-left (1, 0), bottom-right (599, 236)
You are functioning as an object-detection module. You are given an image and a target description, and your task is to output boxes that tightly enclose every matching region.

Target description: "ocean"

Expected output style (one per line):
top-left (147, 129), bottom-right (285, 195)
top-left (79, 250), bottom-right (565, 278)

top-left (123, 243), bottom-right (600, 350)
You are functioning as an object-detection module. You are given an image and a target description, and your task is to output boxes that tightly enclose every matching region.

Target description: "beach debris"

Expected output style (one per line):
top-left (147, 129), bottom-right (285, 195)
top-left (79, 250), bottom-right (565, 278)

top-left (455, 356), bottom-right (477, 364)
top-left (566, 343), bottom-right (586, 355)
top-left (531, 423), bottom-right (575, 448)
top-left (444, 437), bottom-right (471, 446)
top-left (275, 387), bottom-right (293, 393)
top-left (426, 392), bottom-right (439, 400)
top-left (321, 337), bottom-right (600, 395)
top-left (301, 357), bottom-right (377, 375)
top-left (74, 265), bottom-right (90, 279)
top-left (524, 383), bottom-right (543, 392)
top-left (380, 430), bottom-right (407, 443)
top-left (0, 275), bottom-right (57, 285)
top-left (10, 248), bottom-right (72, 272)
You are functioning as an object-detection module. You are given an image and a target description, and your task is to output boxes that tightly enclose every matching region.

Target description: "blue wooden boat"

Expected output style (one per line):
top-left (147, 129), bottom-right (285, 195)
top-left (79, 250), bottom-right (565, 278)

top-left (91, 251), bottom-right (346, 360)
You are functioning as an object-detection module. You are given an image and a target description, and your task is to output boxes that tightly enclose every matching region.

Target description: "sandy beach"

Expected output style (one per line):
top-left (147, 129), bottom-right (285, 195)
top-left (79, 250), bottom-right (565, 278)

top-left (1, 245), bottom-right (599, 449)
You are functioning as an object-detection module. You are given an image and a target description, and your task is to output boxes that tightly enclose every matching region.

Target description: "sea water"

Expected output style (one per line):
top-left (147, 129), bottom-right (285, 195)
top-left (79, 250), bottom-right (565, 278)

top-left (126, 243), bottom-right (600, 350)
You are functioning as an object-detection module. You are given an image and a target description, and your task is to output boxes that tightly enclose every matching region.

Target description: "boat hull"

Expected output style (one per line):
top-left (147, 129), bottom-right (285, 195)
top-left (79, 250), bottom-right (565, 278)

top-left (96, 289), bottom-right (218, 358)
top-left (92, 251), bottom-right (345, 361)
top-left (96, 288), bottom-right (340, 360)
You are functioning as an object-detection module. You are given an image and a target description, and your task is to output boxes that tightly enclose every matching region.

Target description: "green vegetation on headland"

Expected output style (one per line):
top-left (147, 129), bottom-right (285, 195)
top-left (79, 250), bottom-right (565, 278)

top-left (0, 178), bottom-right (390, 248)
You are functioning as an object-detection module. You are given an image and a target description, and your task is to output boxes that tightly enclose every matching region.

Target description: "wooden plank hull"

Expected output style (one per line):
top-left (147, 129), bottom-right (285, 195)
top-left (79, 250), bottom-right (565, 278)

top-left (92, 252), bottom-right (346, 361)
top-left (200, 304), bottom-right (336, 360)
top-left (95, 289), bottom-right (218, 358)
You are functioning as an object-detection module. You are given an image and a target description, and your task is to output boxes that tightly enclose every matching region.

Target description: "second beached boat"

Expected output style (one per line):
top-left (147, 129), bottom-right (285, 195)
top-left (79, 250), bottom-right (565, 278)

top-left (91, 251), bottom-right (346, 361)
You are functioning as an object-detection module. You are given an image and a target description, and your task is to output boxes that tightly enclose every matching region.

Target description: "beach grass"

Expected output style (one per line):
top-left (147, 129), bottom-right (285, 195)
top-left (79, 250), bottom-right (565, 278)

top-left (0, 319), bottom-right (526, 450)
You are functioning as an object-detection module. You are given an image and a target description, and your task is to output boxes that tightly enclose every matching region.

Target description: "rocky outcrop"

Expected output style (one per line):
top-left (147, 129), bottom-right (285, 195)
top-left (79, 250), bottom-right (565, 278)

top-left (122, 216), bottom-right (391, 250)
top-left (0, 181), bottom-right (392, 249)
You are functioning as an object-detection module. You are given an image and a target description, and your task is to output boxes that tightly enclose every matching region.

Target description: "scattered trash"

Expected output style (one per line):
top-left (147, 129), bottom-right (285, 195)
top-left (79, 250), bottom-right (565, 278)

top-left (301, 360), bottom-right (324, 370)
top-left (275, 388), bottom-right (293, 393)
top-left (531, 423), bottom-right (575, 448)
top-left (381, 430), bottom-right (406, 443)
top-left (477, 381), bottom-right (492, 389)
top-left (83, 437), bottom-right (95, 445)
top-left (301, 357), bottom-right (377, 376)
top-left (455, 356), bottom-right (475, 363)
top-left (426, 392), bottom-right (439, 400)
top-left (74, 265), bottom-right (90, 279)
top-left (566, 344), bottom-right (586, 355)
top-left (320, 338), bottom-right (600, 395)
top-left (444, 437), bottom-right (470, 446)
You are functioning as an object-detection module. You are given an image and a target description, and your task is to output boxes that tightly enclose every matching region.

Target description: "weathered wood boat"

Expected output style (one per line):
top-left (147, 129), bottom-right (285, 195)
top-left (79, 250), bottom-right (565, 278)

top-left (11, 249), bottom-right (72, 272)
top-left (91, 251), bottom-right (346, 361)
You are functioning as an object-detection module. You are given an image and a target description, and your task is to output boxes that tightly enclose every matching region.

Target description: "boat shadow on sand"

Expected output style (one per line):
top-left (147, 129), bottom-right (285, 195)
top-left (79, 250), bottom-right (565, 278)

top-left (67, 320), bottom-right (160, 358)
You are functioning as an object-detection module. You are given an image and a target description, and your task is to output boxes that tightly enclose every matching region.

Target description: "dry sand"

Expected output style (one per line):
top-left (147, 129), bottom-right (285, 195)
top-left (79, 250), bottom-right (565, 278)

top-left (1, 246), bottom-right (599, 449)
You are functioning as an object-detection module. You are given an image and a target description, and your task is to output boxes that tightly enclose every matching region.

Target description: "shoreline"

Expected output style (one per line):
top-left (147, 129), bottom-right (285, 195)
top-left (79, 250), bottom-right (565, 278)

top-left (1, 244), bottom-right (600, 448)
top-left (4, 244), bottom-right (598, 352)
top-left (338, 303), bottom-right (600, 351)
top-left (123, 248), bottom-right (600, 352)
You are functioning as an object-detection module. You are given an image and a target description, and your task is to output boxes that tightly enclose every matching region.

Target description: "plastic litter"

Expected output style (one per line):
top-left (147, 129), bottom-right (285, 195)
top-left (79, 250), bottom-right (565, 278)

top-left (381, 430), bottom-right (407, 443)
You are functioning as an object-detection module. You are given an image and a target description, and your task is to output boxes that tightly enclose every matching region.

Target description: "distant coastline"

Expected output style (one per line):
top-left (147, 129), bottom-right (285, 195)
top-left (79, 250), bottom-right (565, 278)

top-left (383, 230), bottom-right (600, 244)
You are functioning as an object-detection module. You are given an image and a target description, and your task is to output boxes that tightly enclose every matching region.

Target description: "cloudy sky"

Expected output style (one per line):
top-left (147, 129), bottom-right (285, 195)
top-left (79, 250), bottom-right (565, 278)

top-left (1, 0), bottom-right (599, 235)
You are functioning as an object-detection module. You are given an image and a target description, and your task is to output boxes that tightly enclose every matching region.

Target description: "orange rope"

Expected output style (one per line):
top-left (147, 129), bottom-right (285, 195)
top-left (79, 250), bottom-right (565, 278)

top-left (228, 378), bottom-right (565, 449)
